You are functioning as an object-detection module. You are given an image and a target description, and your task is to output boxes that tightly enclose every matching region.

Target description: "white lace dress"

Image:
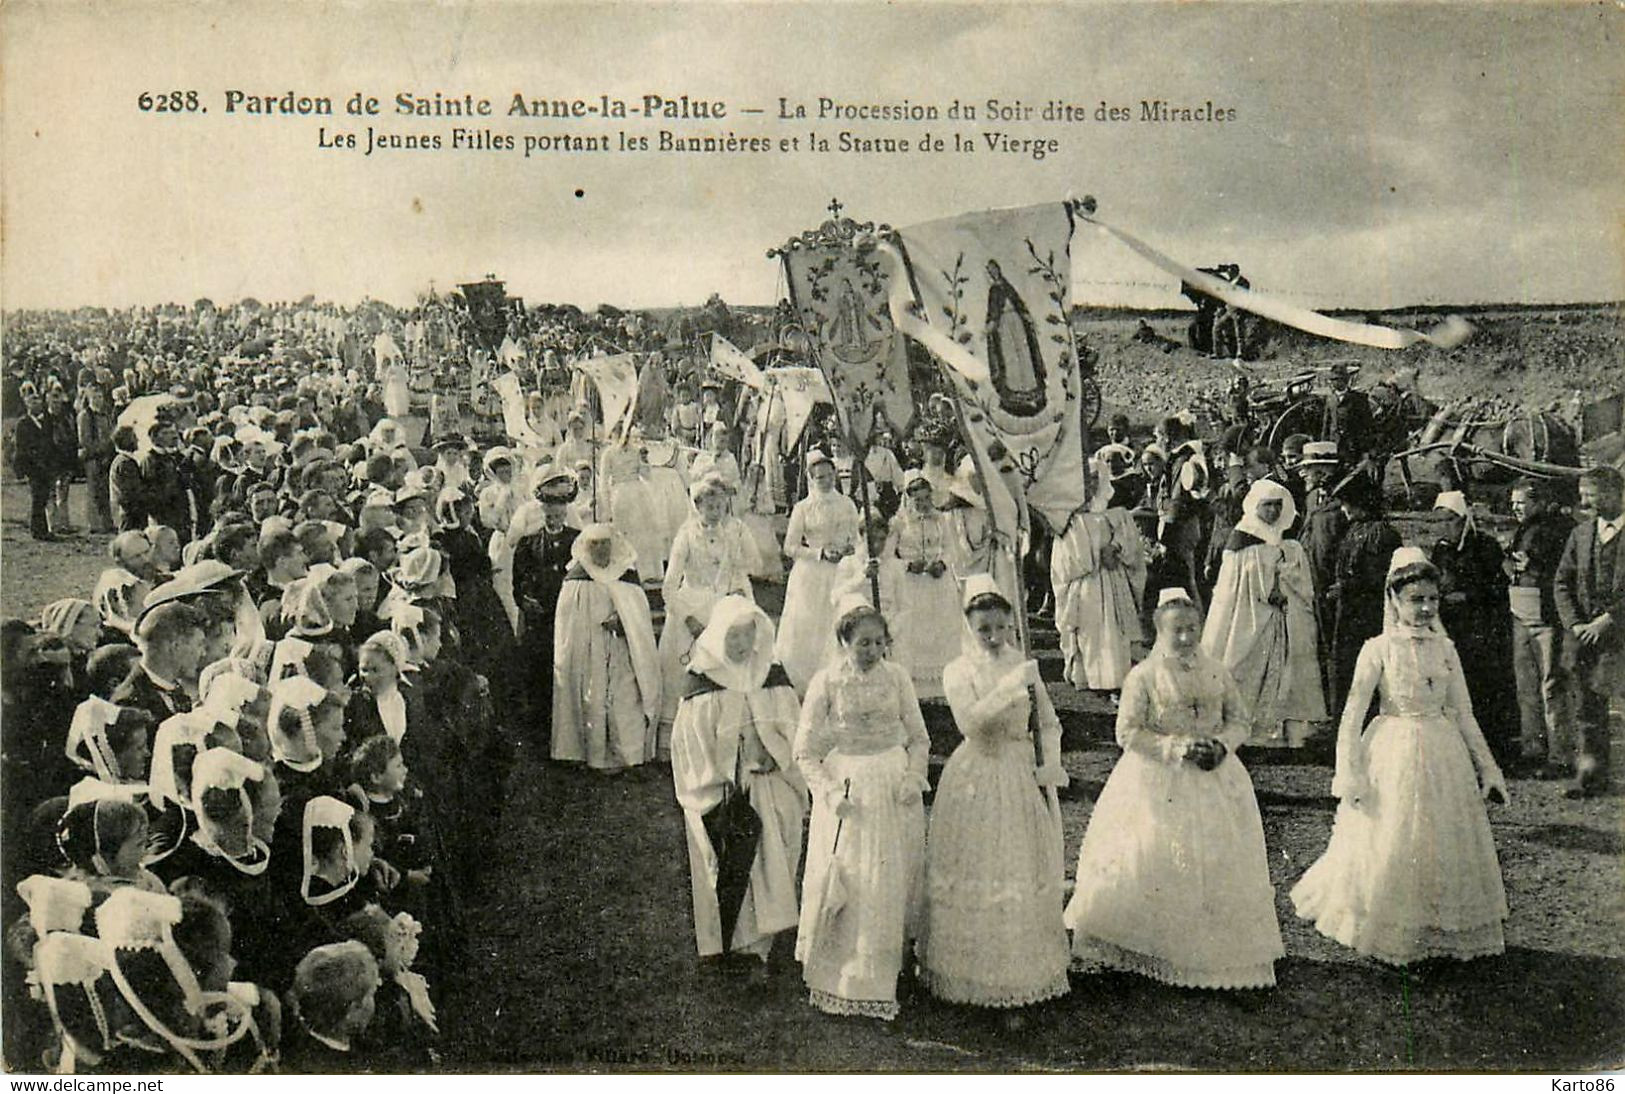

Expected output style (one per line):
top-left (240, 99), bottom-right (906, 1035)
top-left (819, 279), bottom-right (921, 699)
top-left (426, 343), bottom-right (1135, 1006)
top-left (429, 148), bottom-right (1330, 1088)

top-left (882, 510), bottom-right (963, 700)
top-left (916, 648), bottom-right (1071, 1007)
top-left (1291, 628), bottom-right (1508, 964)
top-left (776, 491), bottom-right (861, 693)
top-left (794, 659), bottom-right (929, 1020)
top-left (1064, 648), bottom-right (1284, 988)
top-left (658, 518), bottom-right (758, 741)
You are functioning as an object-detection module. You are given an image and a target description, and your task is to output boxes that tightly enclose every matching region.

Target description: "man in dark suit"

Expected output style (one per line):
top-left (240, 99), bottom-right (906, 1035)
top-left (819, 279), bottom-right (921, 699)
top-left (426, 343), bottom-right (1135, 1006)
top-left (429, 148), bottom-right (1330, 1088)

top-left (1553, 466), bottom-right (1625, 798)
top-left (1320, 361), bottom-right (1377, 471)
top-left (111, 601), bottom-right (207, 725)
top-left (11, 390), bottom-right (57, 539)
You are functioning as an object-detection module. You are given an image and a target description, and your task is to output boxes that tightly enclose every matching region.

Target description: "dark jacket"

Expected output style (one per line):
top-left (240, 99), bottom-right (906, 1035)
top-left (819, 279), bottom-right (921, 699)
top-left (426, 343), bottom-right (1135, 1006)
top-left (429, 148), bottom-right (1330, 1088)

top-left (1321, 389), bottom-right (1376, 464)
top-left (11, 414), bottom-right (55, 481)
top-left (1554, 519), bottom-right (1625, 692)
top-left (1507, 509), bottom-right (1576, 625)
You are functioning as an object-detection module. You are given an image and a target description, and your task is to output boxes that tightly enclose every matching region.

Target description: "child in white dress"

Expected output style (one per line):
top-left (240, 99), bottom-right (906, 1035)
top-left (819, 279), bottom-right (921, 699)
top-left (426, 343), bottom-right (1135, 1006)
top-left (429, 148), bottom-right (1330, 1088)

top-left (776, 452), bottom-right (860, 694)
top-left (917, 577), bottom-right (1071, 1013)
top-left (658, 473), bottom-right (758, 753)
top-left (1291, 547), bottom-right (1510, 965)
top-left (794, 597), bottom-right (929, 1020)
top-left (882, 470), bottom-right (963, 700)
top-left (1065, 588), bottom-right (1285, 989)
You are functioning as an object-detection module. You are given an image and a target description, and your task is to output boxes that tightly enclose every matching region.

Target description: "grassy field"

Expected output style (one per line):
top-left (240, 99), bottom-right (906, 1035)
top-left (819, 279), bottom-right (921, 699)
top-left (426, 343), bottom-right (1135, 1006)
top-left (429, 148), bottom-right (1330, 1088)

top-left (4, 483), bottom-right (1621, 1072)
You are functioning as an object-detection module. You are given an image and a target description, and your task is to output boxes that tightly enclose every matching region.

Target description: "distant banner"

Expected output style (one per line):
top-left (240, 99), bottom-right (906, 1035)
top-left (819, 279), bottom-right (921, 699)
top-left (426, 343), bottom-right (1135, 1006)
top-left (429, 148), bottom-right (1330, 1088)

top-left (710, 333), bottom-right (765, 389)
top-left (761, 366), bottom-right (832, 449)
top-left (497, 335), bottom-right (527, 369)
top-left (1081, 214), bottom-right (1474, 350)
top-left (886, 201), bottom-right (1088, 531)
top-left (492, 371), bottom-right (547, 448)
top-left (571, 353), bottom-right (639, 432)
top-left (781, 229), bottom-right (915, 444)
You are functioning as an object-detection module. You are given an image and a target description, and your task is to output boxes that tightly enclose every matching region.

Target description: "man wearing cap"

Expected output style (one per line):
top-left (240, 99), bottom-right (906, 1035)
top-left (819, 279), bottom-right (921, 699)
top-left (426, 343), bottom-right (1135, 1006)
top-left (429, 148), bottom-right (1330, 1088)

top-left (1319, 362), bottom-right (1377, 471)
top-left (1296, 442), bottom-right (1349, 672)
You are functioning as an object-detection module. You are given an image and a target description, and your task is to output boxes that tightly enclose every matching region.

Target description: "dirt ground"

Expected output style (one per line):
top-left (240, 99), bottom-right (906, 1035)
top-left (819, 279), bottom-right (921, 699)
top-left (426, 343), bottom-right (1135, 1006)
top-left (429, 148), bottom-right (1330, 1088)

top-left (6, 482), bottom-right (1620, 1073)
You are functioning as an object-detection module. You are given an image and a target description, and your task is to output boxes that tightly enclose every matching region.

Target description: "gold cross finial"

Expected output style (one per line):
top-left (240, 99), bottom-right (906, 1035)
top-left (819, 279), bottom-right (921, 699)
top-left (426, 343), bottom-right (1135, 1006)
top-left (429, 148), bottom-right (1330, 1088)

top-left (828, 198), bottom-right (844, 219)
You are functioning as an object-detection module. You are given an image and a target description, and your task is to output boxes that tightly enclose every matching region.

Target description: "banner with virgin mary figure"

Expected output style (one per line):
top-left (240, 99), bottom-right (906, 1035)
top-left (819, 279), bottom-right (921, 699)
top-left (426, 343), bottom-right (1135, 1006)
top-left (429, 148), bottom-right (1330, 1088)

top-left (779, 217), bottom-right (916, 446)
top-left (884, 202), bottom-right (1087, 532)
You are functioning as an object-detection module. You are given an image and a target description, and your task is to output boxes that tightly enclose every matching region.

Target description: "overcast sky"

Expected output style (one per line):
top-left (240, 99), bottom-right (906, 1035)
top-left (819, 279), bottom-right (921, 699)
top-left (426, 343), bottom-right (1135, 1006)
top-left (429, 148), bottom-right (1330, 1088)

top-left (3, 2), bottom-right (1620, 312)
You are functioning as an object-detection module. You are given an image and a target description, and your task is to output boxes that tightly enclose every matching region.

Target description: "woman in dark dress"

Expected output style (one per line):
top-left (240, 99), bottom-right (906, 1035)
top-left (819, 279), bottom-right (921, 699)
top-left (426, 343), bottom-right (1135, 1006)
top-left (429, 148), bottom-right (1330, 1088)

top-left (1429, 490), bottom-right (1517, 764)
top-left (1326, 471), bottom-right (1402, 712)
top-left (430, 489), bottom-right (517, 706)
top-left (509, 476), bottom-right (580, 750)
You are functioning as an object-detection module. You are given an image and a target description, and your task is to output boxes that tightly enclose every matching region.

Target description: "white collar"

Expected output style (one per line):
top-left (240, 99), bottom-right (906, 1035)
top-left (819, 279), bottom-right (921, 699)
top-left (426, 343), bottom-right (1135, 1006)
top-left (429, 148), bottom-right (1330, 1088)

top-left (307, 1027), bottom-right (351, 1053)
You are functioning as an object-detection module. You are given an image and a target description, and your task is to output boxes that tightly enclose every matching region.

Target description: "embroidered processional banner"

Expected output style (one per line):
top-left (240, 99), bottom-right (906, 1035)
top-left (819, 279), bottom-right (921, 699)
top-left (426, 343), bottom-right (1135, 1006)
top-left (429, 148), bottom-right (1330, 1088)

top-left (779, 217), bottom-right (915, 446)
top-left (885, 202), bottom-right (1088, 532)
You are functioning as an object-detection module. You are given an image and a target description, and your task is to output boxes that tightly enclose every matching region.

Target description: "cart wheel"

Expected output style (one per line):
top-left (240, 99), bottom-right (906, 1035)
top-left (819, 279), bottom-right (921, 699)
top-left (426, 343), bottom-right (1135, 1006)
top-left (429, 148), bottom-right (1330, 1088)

top-left (1267, 397), bottom-right (1323, 450)
top-left (1079, 377), bottom-right (1103, 432)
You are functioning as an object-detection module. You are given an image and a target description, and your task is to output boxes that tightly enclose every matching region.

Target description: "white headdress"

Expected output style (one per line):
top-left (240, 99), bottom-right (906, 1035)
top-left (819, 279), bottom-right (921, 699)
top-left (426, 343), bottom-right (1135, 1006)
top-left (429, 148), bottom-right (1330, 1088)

top-left (960, 572), bottom-right (1007, 611)
top-left (190, 748), bottom-right (270, 874)
top-left (301, 796), bottom-right (359, 907)
top-left (269, 635), bottom-right (315, 682)
top-left (148, 712), bottom-right (216, 809)
top-left (571, 523), bottom-right (639, 584)
top-left (66, 697), bottom-right (125, 782)
top-left (1233, 478), bottom-right (1297, 547)
top-left (1432, 489), bottom-right (1477, 550)
top-left (267, 674), bottom-right (328, 771)
top-left (687, 595), bottom-right (776, 692)
top-left (93, 568), bottom-right (144, 636)
top-left (17, 874), bottom-right (94, 937)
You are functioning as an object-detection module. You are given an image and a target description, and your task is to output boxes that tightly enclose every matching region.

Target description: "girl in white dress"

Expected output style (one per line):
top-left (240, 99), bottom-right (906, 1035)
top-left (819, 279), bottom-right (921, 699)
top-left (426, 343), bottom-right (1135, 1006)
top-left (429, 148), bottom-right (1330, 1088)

top-left (1065, 588), bottom-right (1285, 989)
top-left (917, 577), bottom-right (1071, 1014)
top-left (475, 448), bottom-right (521, 535)
top-left (1202, 479), bottom-right (1327, 747)
top-left (794, 598), bottom-right (929, 1021)
top-left (1291, 547), bottom-right (1509, 965)
top-left (1051, 460), bottom-right (1147, 692)
top-left (775, 452), bottom-right (860, 693)
top-left (688, 424), bottom-right (741, 492)
top-left (671, 597), bottom-right (807, 967)
top-left (658, 473), bottom-right (758, 754)
top-left (882, 471), bottom-right (963, 700)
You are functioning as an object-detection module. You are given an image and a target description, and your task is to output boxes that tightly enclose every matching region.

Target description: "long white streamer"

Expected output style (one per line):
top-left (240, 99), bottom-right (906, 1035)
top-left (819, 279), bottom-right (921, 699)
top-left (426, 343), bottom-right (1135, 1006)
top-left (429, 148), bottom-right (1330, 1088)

top-left (1079, 215), bottom-right (1473, 351)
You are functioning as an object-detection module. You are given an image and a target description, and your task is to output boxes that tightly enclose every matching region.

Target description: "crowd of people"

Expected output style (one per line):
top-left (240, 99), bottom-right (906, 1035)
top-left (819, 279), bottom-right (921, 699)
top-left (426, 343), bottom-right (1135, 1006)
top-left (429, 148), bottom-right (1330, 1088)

top-left (2, 297), bottom-right (1621, 1071)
